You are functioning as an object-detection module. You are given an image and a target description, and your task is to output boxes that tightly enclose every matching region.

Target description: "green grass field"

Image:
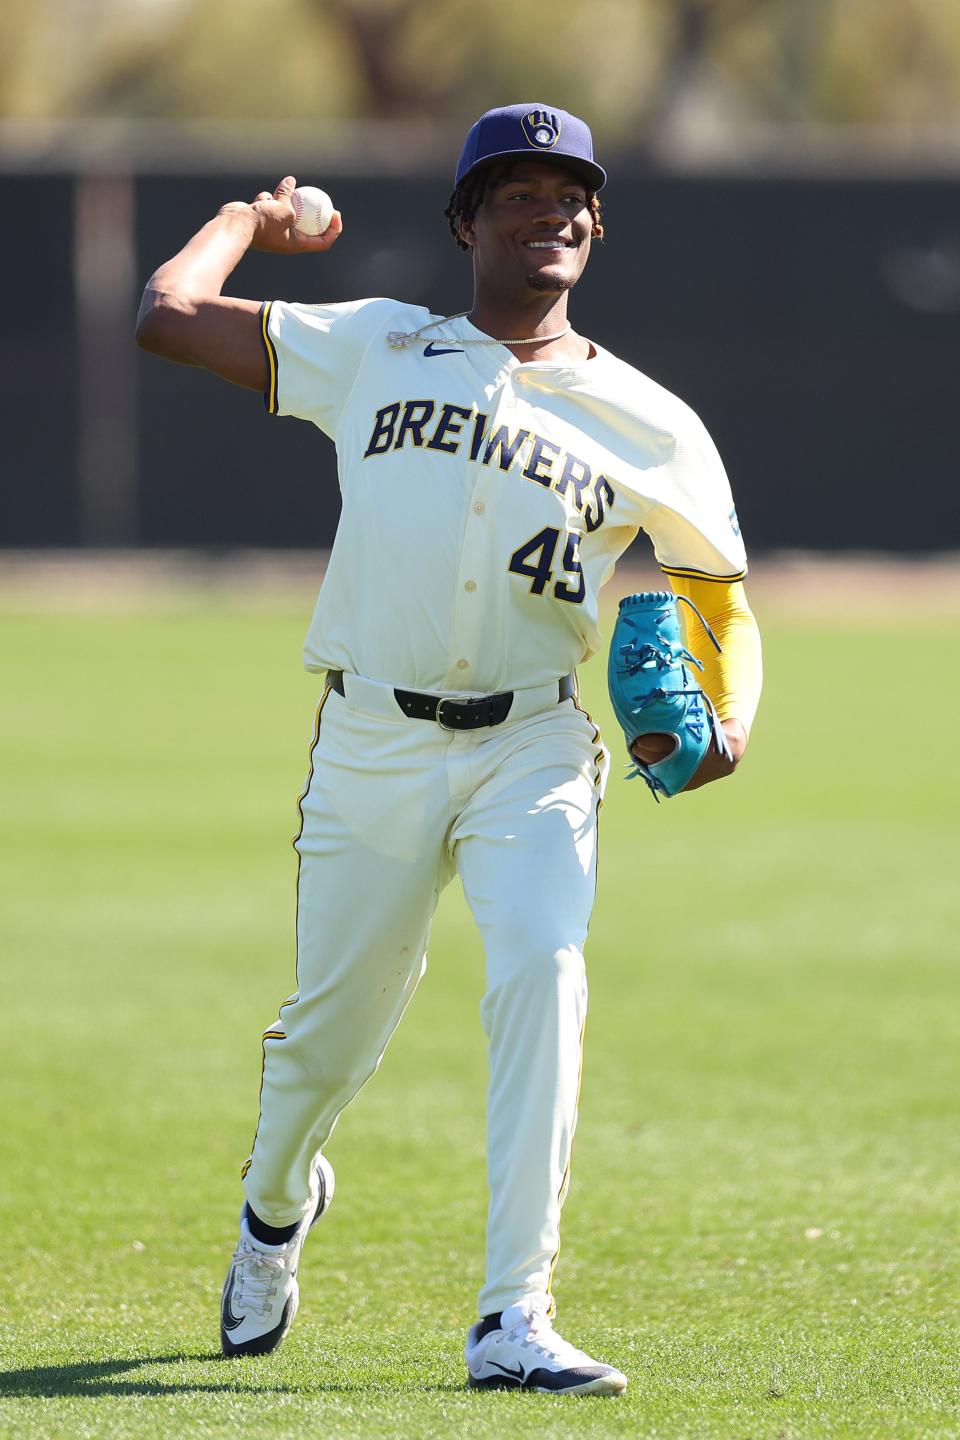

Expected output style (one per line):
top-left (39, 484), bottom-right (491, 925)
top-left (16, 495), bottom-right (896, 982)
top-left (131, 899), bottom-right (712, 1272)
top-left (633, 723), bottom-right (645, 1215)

top-left (1, 576), bottom-right (958, 1439)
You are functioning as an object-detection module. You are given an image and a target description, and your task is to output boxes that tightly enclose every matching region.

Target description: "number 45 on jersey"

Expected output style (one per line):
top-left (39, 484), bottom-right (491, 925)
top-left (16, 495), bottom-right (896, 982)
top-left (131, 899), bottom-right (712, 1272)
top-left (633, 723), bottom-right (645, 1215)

top-left (509, 527), bottom-right (585, 604)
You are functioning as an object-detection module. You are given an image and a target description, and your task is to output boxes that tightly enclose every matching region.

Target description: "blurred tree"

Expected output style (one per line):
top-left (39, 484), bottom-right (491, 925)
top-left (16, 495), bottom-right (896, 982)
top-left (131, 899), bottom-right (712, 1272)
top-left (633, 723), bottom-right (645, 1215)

top-left (1, 0), bottom-right (958, 136)
top-left (645, 0), bottom-right (829, 130)
top-left (0, 3), bottom-right (60, 117)
top-left (820, 0), bottom-right (960, 123)
top-left (318, 0), bottom-right (440, 117)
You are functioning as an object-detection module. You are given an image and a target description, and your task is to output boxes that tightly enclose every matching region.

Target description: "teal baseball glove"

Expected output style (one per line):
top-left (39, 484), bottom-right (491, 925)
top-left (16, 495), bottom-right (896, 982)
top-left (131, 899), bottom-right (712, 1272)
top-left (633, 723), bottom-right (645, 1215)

top-left (607, 591), bottom-right (731, 801)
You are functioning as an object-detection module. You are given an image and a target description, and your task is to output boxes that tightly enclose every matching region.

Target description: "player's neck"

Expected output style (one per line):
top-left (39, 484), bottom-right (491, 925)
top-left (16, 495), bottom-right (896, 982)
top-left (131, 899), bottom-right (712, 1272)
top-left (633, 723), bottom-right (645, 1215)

top-left (467, 293), bottom-right (588, 363)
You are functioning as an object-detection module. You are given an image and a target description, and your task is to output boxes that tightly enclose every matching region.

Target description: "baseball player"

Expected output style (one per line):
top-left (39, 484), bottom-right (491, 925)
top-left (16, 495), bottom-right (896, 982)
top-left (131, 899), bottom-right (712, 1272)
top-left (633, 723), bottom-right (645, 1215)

top-left (136, 103), bottom-right (762, 1395)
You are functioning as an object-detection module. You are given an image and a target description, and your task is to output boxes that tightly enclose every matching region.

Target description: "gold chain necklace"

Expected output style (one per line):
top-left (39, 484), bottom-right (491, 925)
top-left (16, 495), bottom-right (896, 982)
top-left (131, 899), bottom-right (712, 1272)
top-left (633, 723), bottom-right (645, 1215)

top-left (386, 310), bottom-right (571, 350)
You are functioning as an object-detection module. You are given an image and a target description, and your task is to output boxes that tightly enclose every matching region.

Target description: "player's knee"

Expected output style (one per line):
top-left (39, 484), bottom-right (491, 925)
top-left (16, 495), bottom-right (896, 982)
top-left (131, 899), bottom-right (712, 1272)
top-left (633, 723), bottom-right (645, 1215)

top-left (497, 937), bottom-right (586, 999)
top-left (278, 1016), bottom-right (370, 1095)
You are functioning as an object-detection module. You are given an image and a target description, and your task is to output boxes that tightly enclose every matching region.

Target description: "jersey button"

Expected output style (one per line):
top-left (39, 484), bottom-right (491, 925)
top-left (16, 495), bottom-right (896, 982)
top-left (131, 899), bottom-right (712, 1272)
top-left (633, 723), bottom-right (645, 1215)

top-left (473, 502), bottom-right (485, 515)
top-left (464, 580), bottom-right (477, 593)
top-left (456, 658), bottom-right (469, 670)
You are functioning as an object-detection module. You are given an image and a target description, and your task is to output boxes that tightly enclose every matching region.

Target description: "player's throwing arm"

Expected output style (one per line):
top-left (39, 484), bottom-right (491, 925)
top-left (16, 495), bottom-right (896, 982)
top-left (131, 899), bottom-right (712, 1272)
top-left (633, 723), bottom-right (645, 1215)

top-left (135, 176), bottom-right (342, 389)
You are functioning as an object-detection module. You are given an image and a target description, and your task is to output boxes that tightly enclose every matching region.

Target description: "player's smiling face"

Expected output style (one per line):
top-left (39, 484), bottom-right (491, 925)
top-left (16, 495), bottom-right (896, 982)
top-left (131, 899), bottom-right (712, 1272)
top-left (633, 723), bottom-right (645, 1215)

top-left (462, 160), bottom-right (593, 298)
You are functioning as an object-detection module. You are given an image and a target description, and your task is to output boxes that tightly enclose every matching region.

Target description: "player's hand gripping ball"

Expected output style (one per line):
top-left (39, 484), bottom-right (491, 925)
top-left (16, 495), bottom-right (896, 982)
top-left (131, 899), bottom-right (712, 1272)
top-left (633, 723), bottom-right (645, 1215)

top-left (291, 186), bottom-right (335, 236)
top-left (607, 591), bottom-right (731, 801)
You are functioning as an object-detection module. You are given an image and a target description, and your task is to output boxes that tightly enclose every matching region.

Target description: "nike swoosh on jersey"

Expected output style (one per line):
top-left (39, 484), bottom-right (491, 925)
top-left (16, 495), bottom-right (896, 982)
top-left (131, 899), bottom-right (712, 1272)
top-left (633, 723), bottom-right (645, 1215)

top-left (423, 342), bottom-right (464, 357)
top-left (221, 1272), bottom-right (244, 1331)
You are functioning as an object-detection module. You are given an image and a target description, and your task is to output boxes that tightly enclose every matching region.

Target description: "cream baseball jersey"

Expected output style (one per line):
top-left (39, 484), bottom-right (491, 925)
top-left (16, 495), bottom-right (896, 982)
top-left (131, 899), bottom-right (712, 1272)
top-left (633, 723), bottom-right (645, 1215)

top-left (261, 298), bottom-right (747, 694)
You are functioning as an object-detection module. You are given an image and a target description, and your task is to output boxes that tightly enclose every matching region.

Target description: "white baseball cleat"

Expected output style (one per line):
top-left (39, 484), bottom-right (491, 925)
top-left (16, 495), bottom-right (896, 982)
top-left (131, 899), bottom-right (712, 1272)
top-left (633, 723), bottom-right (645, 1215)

top-left (220, 1155), bottom-right (335, 1358)
top-left (465, 1299), bottom-right (628, 1395)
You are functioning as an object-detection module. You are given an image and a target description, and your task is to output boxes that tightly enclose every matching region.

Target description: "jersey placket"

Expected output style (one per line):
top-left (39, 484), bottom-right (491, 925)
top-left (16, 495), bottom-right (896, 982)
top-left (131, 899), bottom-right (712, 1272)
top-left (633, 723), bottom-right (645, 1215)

top-left (442, 372), bottom-right (517, 692)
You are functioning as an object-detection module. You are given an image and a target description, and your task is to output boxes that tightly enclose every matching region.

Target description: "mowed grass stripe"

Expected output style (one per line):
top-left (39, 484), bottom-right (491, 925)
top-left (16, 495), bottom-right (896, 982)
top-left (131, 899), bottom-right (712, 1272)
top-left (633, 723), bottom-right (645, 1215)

top-left (0, 606), bottom-right (957, 1439)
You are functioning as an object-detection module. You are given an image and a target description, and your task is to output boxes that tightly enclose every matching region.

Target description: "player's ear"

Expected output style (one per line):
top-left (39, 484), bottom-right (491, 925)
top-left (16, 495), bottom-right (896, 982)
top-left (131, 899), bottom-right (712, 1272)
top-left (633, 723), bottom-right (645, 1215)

top-left (459, 216), bottom-right (477, 249)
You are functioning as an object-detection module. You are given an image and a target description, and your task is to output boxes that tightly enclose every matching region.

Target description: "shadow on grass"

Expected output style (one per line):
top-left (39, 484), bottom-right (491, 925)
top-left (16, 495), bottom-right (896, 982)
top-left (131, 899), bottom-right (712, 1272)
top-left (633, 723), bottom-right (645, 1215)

top-left (0, 1353), bottom-right (465, 1398)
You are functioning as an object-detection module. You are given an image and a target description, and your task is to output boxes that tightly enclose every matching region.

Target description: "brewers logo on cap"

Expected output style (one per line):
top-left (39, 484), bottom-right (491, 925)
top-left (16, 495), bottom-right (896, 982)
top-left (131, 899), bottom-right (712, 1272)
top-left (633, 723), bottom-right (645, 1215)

top-left (521, 110), bottom-right (561, 150)
top-left (454, 103), bottom-right (605, 190)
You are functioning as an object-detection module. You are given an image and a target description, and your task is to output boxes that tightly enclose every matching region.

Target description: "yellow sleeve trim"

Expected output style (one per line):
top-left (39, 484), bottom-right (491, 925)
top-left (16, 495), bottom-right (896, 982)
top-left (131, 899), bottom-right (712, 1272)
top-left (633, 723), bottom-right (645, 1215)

top-left (669, 575), bottom-right (762, 736)
top-left (260, 301), bottom-right (279, 415)
top-left (661, 563), bottom-right (748, 583)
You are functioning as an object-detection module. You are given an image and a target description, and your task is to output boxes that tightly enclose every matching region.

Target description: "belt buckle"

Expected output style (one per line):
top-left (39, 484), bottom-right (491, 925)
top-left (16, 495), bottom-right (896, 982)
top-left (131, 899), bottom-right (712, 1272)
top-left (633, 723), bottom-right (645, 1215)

top-left (435, 696), bottom-right (458, 731)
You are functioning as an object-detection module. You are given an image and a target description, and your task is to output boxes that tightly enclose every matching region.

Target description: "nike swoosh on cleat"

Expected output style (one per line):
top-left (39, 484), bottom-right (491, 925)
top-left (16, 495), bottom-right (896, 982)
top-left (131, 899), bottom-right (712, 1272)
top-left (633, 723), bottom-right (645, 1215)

top-left (423, 342), bottom-right (464, 357)
top-left (487, 1359), bottom-right (526, 1382)
top-left (221, 1272), bottom-right (244, 1331)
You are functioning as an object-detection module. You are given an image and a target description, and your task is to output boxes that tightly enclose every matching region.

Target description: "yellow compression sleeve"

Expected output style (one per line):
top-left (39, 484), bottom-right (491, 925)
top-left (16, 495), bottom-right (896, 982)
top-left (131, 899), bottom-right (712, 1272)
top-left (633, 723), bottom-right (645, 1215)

top-left (668, 576), bottom-right (763, 736)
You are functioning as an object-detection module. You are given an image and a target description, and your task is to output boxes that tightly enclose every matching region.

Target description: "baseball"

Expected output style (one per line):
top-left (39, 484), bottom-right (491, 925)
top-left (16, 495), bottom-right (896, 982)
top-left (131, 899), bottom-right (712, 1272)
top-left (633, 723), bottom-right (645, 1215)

top-left (291, 186), bottom-right (335, 237)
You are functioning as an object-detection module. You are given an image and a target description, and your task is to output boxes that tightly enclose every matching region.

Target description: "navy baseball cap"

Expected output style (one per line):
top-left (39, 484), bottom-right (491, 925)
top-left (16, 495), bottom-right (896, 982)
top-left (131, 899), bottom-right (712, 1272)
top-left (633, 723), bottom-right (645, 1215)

top-left (455, 103), bottom-right (606, 192)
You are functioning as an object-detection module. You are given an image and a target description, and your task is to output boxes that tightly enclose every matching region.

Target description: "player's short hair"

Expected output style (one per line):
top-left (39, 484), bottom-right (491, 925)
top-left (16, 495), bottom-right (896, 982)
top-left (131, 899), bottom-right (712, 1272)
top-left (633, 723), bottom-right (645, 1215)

top-left (444, 160), bottom-right (604, 251)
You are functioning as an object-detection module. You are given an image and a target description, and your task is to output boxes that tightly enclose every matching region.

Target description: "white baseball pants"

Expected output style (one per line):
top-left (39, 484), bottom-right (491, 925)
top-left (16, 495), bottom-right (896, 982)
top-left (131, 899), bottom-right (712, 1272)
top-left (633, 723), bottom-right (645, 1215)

top-left (241, 672), bottom-right (609, 1318)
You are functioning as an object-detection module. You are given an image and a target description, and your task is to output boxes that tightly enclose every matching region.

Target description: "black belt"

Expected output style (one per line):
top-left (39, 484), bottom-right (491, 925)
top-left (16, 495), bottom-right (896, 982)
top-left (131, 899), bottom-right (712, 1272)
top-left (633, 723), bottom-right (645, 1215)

top-left (327, 671), bottom-right (575, 731)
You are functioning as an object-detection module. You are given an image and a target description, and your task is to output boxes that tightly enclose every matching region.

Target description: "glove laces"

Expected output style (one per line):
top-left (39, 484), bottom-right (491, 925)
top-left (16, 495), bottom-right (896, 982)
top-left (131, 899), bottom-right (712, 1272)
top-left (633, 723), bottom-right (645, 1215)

top-left (617, 592), bottom-right (722, 679)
